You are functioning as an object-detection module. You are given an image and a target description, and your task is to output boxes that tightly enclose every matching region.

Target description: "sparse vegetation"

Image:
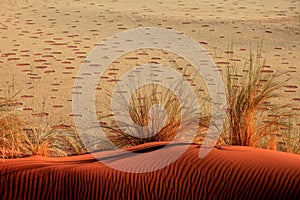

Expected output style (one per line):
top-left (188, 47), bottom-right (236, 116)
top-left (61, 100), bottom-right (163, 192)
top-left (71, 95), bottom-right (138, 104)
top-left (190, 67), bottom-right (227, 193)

top-left (99, 79), bottom-right (211, 149)
top-left (24, 122), bottom-right (84, 157)
top-left (24, 98), bottom-right (85, 157)
top-left (0, 45), bottom-right (299, 158)
top-left (280, 118), bottom-right (300, 154)
top-left (0, 89), bottom-right (84, 158)
top-left (0, 83), bottom-right (27, 158)
top-left (220, 45), bottom-right (297, 153)
top-left (0, 113), bottom-right (28, 158)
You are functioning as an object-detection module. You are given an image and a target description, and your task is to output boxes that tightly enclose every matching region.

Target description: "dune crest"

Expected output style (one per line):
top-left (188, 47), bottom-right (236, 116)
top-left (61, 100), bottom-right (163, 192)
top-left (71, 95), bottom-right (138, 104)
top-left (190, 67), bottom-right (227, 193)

top-left (1, 143), bottom-right (299, 199)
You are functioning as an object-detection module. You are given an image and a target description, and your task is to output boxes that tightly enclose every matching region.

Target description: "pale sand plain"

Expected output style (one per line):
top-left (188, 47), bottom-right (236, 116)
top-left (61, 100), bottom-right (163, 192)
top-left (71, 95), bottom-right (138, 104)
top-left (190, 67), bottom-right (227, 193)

top-left (0, 0), bottom-right (299, 133)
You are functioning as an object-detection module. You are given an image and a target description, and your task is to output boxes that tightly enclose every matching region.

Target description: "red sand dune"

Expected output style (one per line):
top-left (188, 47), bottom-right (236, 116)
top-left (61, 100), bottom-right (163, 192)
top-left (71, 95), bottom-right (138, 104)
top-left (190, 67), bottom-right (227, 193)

top-left (1, 142), bottom-right (299, 199)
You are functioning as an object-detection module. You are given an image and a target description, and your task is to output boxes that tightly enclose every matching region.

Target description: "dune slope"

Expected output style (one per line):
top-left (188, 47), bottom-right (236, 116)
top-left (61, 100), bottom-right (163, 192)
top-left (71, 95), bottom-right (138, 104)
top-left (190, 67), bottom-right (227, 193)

top-left (1, 143), bottom-right (300, 200)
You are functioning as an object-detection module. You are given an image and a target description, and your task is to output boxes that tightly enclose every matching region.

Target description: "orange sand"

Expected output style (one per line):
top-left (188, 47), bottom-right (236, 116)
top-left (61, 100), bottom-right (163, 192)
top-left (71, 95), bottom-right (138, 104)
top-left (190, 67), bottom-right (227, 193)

top-left (1, 142), bottom-right (299, 199)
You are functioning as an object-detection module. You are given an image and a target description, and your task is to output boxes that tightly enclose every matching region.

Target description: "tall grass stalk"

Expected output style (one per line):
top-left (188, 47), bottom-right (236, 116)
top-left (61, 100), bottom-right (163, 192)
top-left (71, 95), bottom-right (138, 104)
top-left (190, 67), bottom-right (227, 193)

top-left (24, 98), bottom-right (84, 157)
top-left (0, 78), bottom-right (26, 158)
top-left (221, 45), bottom-right (293, 149)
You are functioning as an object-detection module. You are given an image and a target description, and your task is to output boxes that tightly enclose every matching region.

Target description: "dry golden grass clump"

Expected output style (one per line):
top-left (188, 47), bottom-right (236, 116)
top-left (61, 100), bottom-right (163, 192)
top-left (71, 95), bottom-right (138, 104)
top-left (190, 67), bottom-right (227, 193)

top-left (94, 49), bottom-right (212, 149)
top-left (23, 122), bottom-right (84, 157)
top-left (0, 114), bottom-right (28, 158)
top-left (99, 82), bottom-right (210, 149)
top-left (0, 92), bottom-right (84, 158)
top-left (0, 90), bottom-right (28, 158)
top-left (220, 46), bottom-right (298, 152)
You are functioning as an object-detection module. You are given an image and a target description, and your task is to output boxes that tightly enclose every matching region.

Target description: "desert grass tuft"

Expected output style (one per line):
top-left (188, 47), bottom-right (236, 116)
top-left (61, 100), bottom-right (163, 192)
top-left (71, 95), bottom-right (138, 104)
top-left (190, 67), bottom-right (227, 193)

top-left (0, 91), bottom-right (85, 158)
top-left (0, 95), bottom-right (28, 158)
top-left (99, 81), bottom-right (210, 149)
top-left (221, 45), bottom-right (294, 150)
top-left (24, 123), bottom-right (84, 157)
top-left (23, 98), bottom-right (85, 157)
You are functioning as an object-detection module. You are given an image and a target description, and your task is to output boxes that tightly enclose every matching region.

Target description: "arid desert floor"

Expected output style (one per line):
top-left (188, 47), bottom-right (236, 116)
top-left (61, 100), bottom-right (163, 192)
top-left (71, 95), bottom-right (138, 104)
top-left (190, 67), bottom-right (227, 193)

top-left (0, 0), bottom-right (299, 129)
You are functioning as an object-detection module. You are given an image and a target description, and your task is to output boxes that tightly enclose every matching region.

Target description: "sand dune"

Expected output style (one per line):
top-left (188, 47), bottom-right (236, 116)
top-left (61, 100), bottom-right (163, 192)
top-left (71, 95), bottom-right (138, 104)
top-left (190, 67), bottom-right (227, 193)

top-left (1, 142), bottom-right (299, 199)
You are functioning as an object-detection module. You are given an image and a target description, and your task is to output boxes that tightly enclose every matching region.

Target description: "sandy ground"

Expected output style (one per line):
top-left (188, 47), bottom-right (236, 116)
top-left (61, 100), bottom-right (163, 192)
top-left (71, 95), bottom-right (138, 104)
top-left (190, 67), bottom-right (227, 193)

top-left (1, 142), bottom-right (300, 199)
top-left (0, 0), bottom-right (299, 130)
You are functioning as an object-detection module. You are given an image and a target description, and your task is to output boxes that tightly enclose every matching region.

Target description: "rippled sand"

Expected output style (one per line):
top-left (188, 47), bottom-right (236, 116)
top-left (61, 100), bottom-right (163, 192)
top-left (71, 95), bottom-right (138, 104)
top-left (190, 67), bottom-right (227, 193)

top-left (1, 142), bottom-right (300, 199)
